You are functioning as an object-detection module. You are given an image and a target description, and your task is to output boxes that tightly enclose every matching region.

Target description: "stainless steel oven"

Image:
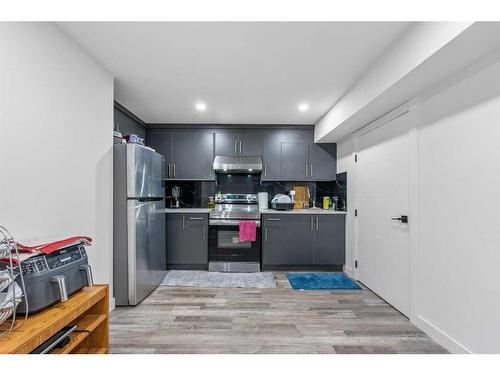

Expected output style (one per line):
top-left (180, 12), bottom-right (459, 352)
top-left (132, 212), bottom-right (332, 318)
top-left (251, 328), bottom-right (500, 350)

top-left (208, 194), bottom-right (261, 272)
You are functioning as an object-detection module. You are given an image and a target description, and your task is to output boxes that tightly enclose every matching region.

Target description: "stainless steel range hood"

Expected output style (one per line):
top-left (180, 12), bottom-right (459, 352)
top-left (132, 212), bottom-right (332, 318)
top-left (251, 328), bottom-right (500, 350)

top-left (213, 156), bottom-right (262, 174)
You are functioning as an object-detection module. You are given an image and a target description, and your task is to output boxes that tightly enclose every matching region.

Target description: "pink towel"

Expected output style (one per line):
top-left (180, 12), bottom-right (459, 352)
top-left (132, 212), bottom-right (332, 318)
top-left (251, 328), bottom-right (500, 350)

top-left (239, 221), bottom-right (257, 242)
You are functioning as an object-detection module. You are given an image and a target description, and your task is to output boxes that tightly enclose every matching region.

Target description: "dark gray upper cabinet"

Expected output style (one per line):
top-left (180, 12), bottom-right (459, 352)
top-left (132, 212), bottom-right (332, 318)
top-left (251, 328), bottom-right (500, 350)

top-left (238, 132), bottom-right (262, 156)
top-left (308, 143), bottom-right (337, 181)
top-left (281, 129), bottom-right (313, 143)
top-left (166, 213), bottom-right (208, 266)
top-left (148, 128), bottom-right (336, 181)
top-left (214, 132), bottom-right (236, 156)
top-left (215, 131), bottom-right (262, 156)
top-left (313, 214), bottom-right (345, 265)
top-left (147, 131), bottom-right (214, 180)
top-left (280, 130), bottom-right (336, 181)
top-left (262, 213), bottom-right (345, 267)
top-left (283, 215), bottom-right (314, 264)
top-left (171, 132), bottom-right (214, 180)
top-left (146, 132), bottom-right (173, 178)
top-left (281, 142), bottom-right (309, 181)
top-left (262, 131), bottom-right (282, 180)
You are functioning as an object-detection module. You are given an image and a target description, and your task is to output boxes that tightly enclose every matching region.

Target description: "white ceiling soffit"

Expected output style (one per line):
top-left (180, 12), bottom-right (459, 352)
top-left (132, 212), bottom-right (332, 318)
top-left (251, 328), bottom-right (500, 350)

top-left (57, 22), bottom-right (411, 125)
top-left (315, 22), bottom-right (500, 143)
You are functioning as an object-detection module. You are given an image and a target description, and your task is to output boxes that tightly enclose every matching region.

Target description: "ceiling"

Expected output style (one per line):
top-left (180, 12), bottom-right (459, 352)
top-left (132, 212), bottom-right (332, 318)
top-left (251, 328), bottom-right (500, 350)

top-left (58, 22), bottom-right (411, 125)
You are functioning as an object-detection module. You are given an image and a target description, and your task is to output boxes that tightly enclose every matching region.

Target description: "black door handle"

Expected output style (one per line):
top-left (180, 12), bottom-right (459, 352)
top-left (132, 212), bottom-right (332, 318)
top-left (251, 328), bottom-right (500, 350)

top-left (391, 215), bottom-right (408, 223)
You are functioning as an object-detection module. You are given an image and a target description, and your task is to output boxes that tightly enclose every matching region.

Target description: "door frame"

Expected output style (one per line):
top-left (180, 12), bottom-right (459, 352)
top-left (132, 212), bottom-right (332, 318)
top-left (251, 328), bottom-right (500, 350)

top-left (352, 100), bottom-right (419, 320)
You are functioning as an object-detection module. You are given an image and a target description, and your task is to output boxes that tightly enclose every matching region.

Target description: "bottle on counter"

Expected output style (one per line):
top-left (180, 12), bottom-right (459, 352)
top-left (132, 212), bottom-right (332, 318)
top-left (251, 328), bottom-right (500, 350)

top-left (208, 197), bottom-right (215, 209)
top-left (331, 196), bottom-right (339, 211)
top-left (323, 196), bottom-right (330, 210)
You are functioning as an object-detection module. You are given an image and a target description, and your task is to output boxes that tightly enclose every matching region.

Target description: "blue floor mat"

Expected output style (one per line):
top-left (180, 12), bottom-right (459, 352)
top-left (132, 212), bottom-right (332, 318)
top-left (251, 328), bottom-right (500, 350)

top-left (286, 272), bottom-right (361, 290)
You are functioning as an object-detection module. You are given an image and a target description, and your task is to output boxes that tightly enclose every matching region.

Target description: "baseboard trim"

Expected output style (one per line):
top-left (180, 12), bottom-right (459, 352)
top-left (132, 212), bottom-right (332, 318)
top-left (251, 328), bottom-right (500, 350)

top-left (343, 265), bottom-right (355, 278)
top-left (412, 314), bottom-right (472, 354)
top-left (167, 264), bottom-right (208, 270)
top-left (262, 265), bottom-right (343, 272)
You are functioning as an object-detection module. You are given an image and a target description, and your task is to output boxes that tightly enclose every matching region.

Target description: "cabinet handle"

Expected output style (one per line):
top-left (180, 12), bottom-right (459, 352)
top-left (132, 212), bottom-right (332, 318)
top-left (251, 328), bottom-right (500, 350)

top-left (315, 216), bottom-right (319, 231)
top-left (264, 227), bottom-right (268, 242)
top-left (182, 216), bottom-right (185, 230)
top-left (266, 218), bottom-right (281, 221)
top-left (188, 217), bottom-right (204, 220)
top-left (305, 164), bottom-right (308, 177)
top-left (310, 164), bottom-right (313, 177)
top-left (264, 164), bottom-right (267, 177)
top-left (310, 216), bottom-right (314, 231)
top-left (239, 141), bottom-right (242, 154)
top-left (167, 164), bottom-right (171, 178)
top-left (173, 164), bottom-right (176, 177)
top-left (234, 140), bottom-right (237, 155)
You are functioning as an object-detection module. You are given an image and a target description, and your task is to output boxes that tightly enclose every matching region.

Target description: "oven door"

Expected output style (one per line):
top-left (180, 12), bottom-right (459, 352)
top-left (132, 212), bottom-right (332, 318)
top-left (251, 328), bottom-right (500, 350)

top-left (208, 220), bottom-right (261, 262)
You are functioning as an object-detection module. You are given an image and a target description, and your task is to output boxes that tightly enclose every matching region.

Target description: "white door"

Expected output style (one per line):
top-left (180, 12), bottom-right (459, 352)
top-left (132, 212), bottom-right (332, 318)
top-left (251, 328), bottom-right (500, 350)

top-left (356, 110), bottom-right (412, 316)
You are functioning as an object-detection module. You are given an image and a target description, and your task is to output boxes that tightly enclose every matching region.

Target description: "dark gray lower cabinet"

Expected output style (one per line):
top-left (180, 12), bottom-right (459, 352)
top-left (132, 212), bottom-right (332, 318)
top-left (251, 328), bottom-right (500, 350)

top-left (313, 214), bottom-right (345, 265)
top-left (262, 214), bottom-right (345, 268)
top-left (262, 216), bottom-right (286, 265)
top-left (283, 215), bottom-right (314, 264)
top-left (166, 213), bottom-right (208, 268)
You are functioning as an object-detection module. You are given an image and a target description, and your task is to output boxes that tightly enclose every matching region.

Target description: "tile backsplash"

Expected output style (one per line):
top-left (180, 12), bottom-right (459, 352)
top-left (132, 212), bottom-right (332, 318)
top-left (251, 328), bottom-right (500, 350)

top-left (164, 173), bottom-right (344, 209)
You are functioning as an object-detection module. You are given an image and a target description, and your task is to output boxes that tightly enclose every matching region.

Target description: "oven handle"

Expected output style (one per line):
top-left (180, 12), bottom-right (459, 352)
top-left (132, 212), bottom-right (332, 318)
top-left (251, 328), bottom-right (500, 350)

top-left (209, 219), bottom-right (261, 227)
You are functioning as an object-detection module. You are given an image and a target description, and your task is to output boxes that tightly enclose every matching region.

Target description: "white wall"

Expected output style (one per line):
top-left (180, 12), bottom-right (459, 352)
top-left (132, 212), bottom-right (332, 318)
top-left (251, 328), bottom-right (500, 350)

top-left (315, 22), bottom-right (473, 142)
top-left (0, 23), bottom-right (114, 307)
top-left (338, 51), bottom-right (500, 353)
top-left (414, 56), bottom-right (500, 353)
top-left (336, 137), bottom-right (356, 278)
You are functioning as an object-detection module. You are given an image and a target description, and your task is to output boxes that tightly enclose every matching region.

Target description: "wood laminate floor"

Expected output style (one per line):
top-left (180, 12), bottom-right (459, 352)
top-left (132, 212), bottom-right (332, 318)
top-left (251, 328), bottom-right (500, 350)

top-left (109, 273), bottom-right (447, 354)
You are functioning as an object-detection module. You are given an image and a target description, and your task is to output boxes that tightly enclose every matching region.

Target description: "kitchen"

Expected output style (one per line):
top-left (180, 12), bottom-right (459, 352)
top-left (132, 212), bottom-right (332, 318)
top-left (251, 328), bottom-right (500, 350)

top-left (1, 10), bottom-right (500, 367)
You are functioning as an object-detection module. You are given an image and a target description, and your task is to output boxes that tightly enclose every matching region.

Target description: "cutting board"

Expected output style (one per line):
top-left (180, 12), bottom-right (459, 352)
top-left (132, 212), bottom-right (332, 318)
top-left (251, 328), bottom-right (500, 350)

top-left (293, 186), bottom-right (309, 209)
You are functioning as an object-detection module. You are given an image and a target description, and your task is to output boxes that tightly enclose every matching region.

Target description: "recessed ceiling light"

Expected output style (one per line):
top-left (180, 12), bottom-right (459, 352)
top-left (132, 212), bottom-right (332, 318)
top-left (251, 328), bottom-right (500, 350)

top-left (298, 103), bottom-right (309, 112)
top-left (195, 102), bottom-right (207, 112)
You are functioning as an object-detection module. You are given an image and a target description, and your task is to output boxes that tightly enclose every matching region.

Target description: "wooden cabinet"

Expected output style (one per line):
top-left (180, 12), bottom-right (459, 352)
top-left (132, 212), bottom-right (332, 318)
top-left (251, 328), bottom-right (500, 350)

top-left (215, 131), bottom-right (262, 156)
top-left (262, 213), bottom-right (345, 269)
top-left (0, 285), bottom-right (109, 354)
top-left (147, 131), bottom-right (214, 180)
top-left (166, 213), bottom-right (208, 268)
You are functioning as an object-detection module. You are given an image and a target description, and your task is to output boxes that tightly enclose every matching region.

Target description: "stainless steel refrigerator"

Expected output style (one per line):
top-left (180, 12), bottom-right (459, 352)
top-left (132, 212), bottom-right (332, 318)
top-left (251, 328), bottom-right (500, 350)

top-left (113, 143), bottom-right (166, 306)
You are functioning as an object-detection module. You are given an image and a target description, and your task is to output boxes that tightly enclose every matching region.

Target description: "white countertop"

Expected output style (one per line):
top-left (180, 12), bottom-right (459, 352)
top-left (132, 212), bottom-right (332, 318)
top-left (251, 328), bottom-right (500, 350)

top-left (158, 208), bottom-right (346, 215)
top-left (260, 208), bottom-right (347, 215)
top-left (159, 208), bottom-right (212, 214)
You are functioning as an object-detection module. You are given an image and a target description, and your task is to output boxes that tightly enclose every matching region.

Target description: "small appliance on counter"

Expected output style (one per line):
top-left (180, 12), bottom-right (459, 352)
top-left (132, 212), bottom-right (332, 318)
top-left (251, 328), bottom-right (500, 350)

top-left (257, 192), bottom-right (269, 210)
top-left (15, 243), bottom-right (93, 315)
top-left (271, 194), bottom-right (294, 211)
top-left (171, 186), bottom-right (181, 208)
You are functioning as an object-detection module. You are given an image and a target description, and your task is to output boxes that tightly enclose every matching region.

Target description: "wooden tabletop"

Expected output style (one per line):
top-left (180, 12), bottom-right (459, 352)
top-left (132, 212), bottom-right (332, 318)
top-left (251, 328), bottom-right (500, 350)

top-left (0, 285), bottom-right (108, 354)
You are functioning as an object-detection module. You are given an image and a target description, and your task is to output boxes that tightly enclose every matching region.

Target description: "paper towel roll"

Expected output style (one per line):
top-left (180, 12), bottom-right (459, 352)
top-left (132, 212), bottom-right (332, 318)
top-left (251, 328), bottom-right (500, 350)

top-left (258, 192), bottom-right (269, 210)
